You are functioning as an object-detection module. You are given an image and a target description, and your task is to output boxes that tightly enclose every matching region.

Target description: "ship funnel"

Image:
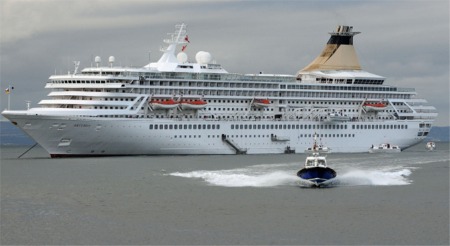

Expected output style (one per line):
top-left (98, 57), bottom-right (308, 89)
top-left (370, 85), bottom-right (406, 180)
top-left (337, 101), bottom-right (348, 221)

top-left (298, 25), bottom-right (362, 74)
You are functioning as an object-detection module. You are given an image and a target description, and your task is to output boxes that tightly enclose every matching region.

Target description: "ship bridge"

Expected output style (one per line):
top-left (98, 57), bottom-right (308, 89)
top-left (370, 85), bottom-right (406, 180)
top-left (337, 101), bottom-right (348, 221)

top-left (144, 23), bottom-right (228, 74)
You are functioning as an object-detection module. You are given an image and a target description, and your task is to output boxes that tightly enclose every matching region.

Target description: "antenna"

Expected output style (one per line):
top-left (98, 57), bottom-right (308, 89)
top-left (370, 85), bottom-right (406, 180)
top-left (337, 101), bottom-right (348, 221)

top-left (73, 61), bottom-right (80, 75)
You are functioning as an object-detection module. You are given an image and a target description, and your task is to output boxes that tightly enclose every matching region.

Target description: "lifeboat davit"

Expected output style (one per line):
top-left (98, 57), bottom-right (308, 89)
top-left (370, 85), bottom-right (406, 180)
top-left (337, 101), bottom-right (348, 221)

top-left (363, 101), bottom-right (388, 111)
top-left (150, 99), bottom-right (178, 109)
top-left (253, 99), bottom-right (271, 108)
top-left (180, 99), bottom-right (207, 110)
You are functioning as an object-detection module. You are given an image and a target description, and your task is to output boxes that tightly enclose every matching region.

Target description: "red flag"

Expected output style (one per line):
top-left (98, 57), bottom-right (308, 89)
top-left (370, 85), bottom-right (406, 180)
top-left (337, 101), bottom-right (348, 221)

top-left (184, 35), bottom-right (190, 43)
top-left (182, 45), bottom-right (187, 51)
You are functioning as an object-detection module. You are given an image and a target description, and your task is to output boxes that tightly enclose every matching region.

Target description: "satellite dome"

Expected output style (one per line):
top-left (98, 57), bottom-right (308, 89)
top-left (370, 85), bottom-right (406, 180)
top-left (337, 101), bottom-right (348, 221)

top-left (195, 51), bottom-right (212, 64)
top-left (94, 56), bottom-right (101, 67)
top-left (108, 56), bottom-right (115, 68)
top-left (177, 52), bottom-right (188, 63)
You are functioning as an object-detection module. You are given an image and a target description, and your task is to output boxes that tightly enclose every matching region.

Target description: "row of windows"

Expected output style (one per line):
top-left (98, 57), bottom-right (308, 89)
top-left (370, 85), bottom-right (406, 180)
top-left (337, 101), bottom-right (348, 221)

top-left (315, 78), bottom-right (353, 83)
top-left (75, 70), bottom-right (393, 88)
top-left (283, 84), bottom-right (398, 92)
top-left (171, 133), bottom-right (356, 139)
top-left (58, 86), bottom-right (410, 103)
top-left (59, 96), bottom-right (408, 106)
top-left (231, 124), bottom-right (348, 130)
top-left (228, 133), bottom-right (355, 138)
top-left (138, 89), bottom-right (409, 100)
top-left (95, 107), bottom-right (125, 109)
top-left (313, 78), bottom-right (384, 85)
top-left (173, 135), bottom-right (222, 139)
top-left (148, 123), bottom-right (409, 131)
top-left (230, 124), bottom-right (408, 131)
top-left (354, 79), bottom-right (384, 85)
top-left (352, 124), bottom-right (408, 130)
top-left (52, 79), bottom-right (408, 94)
top-left (206, 107), bottom-right (273, 112)
top-left (62, 97), bottom-right (407, 111)
top-left (105, 98), bottom-right (132, 101)
top-left (149, 81), bottom-right (279, 88)
top-left (149, 124), bottom-right (221, 130)
top-left (419, 123), bottom-right (432, 128)
top-left (52, 80), bottom-right (121, 84)
top-left (174, 135), bottom-right (203, 138)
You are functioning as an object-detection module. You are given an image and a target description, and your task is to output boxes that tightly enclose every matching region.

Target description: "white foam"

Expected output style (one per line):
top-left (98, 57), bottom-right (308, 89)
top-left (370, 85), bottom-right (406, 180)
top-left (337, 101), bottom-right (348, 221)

top-left (171, 170), bottom-right (298, 187)
top-left (169, 164), bottom-right (415, 187)
top-left (336, 167), bottom-right (414, 186)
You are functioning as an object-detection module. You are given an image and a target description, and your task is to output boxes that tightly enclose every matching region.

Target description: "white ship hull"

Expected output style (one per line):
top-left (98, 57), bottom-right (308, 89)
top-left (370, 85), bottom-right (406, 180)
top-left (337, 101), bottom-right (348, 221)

top-left (1, 24), bottom-right (437, 157)
top-left (3, 112), bottom-right (428, 157)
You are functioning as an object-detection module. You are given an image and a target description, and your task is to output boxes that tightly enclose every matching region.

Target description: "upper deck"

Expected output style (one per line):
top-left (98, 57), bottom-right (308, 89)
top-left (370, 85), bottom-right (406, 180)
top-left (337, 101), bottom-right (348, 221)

top-left (50, 24), bottom-right (388, 88)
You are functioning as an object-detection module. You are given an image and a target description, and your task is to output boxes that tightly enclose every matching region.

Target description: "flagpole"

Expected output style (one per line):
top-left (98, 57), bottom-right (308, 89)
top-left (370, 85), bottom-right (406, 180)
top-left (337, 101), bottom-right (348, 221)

top-left (7, 84), bottom-right (11, 110)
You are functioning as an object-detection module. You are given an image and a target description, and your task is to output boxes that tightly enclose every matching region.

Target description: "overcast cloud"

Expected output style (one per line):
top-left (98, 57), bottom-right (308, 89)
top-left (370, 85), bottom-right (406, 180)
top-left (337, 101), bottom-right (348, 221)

top-left (1, 0), bottom-right (448, 125)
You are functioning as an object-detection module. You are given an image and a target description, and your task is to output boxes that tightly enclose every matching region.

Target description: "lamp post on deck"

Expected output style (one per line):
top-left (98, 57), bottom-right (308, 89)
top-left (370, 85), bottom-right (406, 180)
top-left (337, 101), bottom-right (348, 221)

top-left (5, 85), bottom-right (13, 110)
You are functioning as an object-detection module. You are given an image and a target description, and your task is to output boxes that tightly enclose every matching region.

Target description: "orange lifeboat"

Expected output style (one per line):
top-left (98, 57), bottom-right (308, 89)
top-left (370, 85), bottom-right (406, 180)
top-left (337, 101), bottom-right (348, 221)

top-left (252, 99), bottom-right (271, 108)
top-left (363, 101), bottom-right (388, 111)
top-left (180, 99), bottom-right (207, 110)
top-left (150, 98), bottom-right (178, 109)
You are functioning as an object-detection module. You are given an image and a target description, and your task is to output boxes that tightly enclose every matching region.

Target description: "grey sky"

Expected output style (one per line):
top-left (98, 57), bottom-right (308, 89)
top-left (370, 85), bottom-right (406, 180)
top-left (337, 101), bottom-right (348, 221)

top-left (1, 0), bottom-right (449, 126)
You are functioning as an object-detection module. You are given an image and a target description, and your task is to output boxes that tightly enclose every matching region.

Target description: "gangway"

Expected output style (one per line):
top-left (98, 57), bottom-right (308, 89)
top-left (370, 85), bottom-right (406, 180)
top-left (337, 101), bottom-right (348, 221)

top-left (221, 134), bottom-right (247, 154)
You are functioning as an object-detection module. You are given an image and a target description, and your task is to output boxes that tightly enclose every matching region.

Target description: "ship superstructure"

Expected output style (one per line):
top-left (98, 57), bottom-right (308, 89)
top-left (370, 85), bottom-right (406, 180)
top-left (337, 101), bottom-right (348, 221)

top-left (2, 24), bottom-right (437, 157)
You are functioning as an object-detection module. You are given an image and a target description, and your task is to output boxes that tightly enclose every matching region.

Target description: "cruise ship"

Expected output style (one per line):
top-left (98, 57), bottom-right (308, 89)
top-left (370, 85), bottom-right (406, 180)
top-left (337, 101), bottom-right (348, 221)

top-left (1, 24), bottom-right (437, 157)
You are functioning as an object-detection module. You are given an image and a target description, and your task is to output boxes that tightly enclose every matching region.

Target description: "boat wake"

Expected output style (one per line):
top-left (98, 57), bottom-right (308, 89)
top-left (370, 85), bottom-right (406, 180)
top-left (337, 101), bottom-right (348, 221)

top-left (335, 167), bottom-right (414, 186)
top-left (169, 163), bottom-right (414, 188)
top-left (170, 163), bottom-right (299, 187)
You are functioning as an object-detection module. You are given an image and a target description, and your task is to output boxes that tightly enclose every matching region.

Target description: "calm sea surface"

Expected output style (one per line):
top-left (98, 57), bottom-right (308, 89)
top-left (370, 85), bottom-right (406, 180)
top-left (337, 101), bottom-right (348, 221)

top-left (1, 143), bottom-right (449, 245)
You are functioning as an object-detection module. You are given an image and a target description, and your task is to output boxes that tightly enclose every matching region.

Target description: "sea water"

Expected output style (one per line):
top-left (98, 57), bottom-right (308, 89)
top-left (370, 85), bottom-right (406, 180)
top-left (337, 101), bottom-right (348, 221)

top-left (1, 142), bottom-right (449, 245)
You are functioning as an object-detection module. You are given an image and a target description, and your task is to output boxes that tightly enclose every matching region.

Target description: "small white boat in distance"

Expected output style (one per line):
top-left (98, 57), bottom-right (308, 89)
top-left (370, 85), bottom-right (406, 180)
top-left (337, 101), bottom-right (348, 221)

top-left (369, 143), bottom-right (401, 153)
top-left (305, 133), bottom-right (331, 153)
top-left (305, 145), bottom-right (331, 153)
top-left (426, 141), bottom-right (436, 151)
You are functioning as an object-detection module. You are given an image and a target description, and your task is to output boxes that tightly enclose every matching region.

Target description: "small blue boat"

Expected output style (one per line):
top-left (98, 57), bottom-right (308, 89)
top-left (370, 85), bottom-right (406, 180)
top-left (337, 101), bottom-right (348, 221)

top-left (298, 135), bottom-right (337, 187)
